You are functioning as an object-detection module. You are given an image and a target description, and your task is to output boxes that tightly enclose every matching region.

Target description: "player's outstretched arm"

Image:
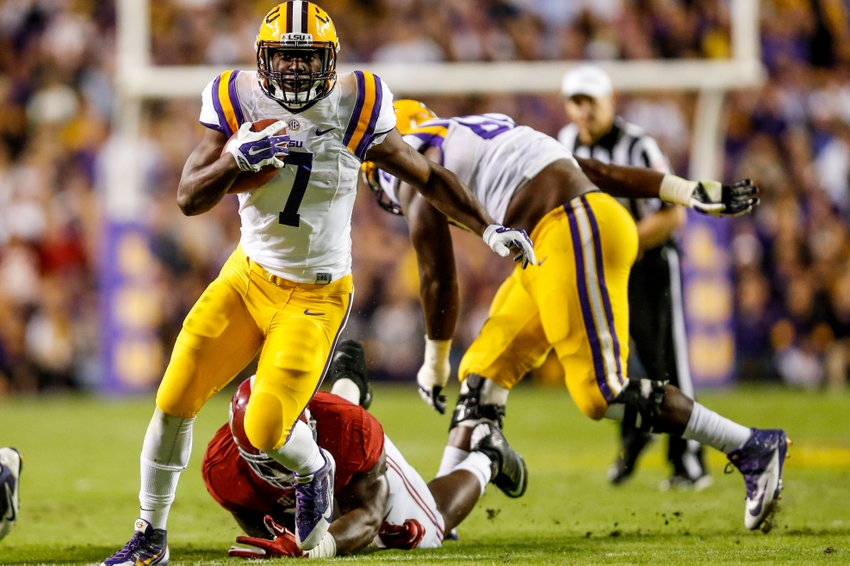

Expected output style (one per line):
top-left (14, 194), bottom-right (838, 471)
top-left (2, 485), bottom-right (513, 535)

top-left (398, 156), bottom-right (458, 414)
top-left (366, 129), bottom-right (536, 267)
top-left (575, 156), bottom-right (760, 216)
top-left (177, 121), bottom-right (288, 216)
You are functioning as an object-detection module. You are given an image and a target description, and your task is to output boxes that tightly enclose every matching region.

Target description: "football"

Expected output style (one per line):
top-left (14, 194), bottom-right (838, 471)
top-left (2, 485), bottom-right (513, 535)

top-left (222, 118), bottom-right (287, 194)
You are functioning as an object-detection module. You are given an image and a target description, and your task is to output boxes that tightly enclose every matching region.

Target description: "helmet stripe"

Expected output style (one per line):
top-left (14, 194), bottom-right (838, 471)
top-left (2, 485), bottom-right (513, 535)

top-left (301, 1), bottom-right (309, 33)
top-left (285, 0), bottom-right (294, 33)
top-left (291, 0), bottom-right (304, 33)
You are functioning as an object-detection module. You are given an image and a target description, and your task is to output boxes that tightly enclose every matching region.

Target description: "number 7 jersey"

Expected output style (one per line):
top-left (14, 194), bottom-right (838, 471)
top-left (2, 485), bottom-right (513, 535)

top-left (199, 69), bottom-right (396, 284)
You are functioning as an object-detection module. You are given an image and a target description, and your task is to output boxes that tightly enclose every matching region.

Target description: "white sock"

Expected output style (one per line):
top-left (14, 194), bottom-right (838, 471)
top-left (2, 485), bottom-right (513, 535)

top-left (139, 408), bottom-right (194, 530)
top-left (268, 420), bottom-right (323, 475)
top-left (682, 403), bottom-right (751, 454)
top-left (331, 378), bottom-right (360, 405)
top-left (436, 446), bottom-right (469, 478)
top-left (453, 451), bottom-right (492, 496)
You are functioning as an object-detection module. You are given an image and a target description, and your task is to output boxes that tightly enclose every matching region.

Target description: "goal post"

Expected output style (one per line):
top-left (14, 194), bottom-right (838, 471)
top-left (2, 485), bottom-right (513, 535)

top-left (102, 0), bottom-right (765, 392)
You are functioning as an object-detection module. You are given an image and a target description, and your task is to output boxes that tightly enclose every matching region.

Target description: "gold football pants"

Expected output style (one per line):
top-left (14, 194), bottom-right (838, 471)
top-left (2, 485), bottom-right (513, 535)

top-left (156, 246), bottom-right (353, 450)
top-left (459, 192), bottom-right (637, 419)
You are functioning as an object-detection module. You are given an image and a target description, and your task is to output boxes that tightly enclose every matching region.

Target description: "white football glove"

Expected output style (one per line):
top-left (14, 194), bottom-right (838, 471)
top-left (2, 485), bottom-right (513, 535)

top-left (227, 121), bottom-right (290, 173)
top-left (659, 175), bottom-right (760, 217)
top-left (483, 224), bottom-right (536, 269)
top-left (417, 336), bottom-right (451, 414)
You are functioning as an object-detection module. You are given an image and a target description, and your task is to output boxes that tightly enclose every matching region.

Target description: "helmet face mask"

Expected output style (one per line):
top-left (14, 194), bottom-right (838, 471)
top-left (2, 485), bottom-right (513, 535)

top-left (257, 2), bottom-right (340, 111)
top-left (257, 44), bottom-right (336, 110)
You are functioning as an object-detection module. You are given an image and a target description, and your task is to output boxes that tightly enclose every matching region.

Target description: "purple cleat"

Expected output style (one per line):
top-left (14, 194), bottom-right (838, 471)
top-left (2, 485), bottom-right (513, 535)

top-left (726, 428), bottom-right (790, 531)
top-left (101, 519), bottom-right (169, 566)
top-left (294, 448), bottom-right (336, 550)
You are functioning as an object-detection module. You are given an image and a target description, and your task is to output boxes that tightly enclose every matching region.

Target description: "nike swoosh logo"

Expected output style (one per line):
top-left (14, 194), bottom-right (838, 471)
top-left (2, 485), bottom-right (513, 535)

top-left (248, 146), bottom-right (266, 156)
top-left (3, 483), bottom-right (14, 522)
top-left (746, 451), bottom-right (777, 517)
top-left (537, 257), bottom-right (547, 267)
top-left (304, 309), bottom-right (324, 316)
top-left (315, 127), bottom-right (335, 136)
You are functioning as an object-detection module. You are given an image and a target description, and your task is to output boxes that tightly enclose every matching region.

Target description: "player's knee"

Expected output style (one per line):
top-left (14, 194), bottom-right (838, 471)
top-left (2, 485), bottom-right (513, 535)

top-left (244, 391), bottom-right (287, 451)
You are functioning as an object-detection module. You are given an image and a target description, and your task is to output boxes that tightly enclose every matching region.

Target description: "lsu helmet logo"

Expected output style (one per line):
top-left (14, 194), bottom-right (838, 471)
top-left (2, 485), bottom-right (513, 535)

top-left (257, 1), bottom-right (340, 111)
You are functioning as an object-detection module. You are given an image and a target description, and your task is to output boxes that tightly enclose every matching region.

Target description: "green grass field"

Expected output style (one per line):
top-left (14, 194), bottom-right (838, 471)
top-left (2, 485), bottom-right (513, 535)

top-left (1, 384), bottom-right (848, 565)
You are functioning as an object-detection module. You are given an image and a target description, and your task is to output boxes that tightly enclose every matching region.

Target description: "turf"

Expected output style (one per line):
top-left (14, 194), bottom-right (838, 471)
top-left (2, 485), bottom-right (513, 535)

top-left (0, 384), bottom-right (848, 565)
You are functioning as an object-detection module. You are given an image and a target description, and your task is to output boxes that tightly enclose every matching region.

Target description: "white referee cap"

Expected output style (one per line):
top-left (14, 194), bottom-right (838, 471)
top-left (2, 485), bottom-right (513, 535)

top-left (561, 64), bottom-right (613, 99)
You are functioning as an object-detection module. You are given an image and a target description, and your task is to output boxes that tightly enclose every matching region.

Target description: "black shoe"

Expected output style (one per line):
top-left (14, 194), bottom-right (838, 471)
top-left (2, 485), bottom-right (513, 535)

top-left (607, 431), bottom-right (653, 485)
top-left (330, 339), bottom-right (372, 409)
top-left (470, 423), bottom-right (527, 498)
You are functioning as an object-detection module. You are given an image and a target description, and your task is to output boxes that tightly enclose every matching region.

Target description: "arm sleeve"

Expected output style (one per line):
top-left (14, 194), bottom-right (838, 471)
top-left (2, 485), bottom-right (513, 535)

top-left (199, 79), bottom-right (222, 134)
top-left (343, 72), bottom-right (396, 161)
top-left (198, 70), bottom-right (247, 138)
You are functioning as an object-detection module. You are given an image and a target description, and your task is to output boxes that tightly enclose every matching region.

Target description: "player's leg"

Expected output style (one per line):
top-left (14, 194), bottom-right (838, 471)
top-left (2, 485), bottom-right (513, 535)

top-left (550, 194), bottom-right (787, 529)
top-left (248, 275), bottom-right (353, 550)
top-left (0, 447), bottom-right (22, 542)
top-left (607, 253), bottom-right (659, 484)
top-left (439, 270), bottom-right (549, 476)
top-left (376, 437), bottom-right (446, 550)
top-left (102, 250), bottom-right (265, 566)
top-left (430, 423), bottom-right (527, 536)
top-left (657, 246), bottom-right (710, 491)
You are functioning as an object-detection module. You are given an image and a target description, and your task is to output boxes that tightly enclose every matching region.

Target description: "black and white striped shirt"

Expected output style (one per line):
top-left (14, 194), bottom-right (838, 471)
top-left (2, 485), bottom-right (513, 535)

top-left (558, 116), bottom-right (673, 222)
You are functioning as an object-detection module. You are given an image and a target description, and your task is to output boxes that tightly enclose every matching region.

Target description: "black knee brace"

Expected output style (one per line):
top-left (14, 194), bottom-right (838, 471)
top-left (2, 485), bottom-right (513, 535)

top-left (612, 378), bottom-right (667, 433)
top-left (449, 374), bottom-right (506, 431)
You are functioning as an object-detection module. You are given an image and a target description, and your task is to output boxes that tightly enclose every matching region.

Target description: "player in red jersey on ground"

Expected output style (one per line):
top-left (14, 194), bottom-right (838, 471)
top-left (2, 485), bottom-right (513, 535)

top-left (202, 340), bottom-right (526, 558)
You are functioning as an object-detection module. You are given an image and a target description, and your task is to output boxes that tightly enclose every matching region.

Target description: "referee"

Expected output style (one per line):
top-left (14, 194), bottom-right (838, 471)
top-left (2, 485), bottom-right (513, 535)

top-left (558, 65), bottom-right (711, 491)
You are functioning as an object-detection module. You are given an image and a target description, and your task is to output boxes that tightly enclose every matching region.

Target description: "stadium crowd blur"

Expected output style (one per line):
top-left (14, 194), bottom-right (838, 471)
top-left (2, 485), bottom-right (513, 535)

top-left (0, 0), bottom-right (849, 394)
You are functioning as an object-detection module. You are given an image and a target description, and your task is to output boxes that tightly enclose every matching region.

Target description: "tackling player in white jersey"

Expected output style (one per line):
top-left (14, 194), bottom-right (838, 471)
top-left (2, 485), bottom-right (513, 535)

top-left (364, 100), bottom-right (788, 533)
top-left (101, 4), bottom-right (534, 565)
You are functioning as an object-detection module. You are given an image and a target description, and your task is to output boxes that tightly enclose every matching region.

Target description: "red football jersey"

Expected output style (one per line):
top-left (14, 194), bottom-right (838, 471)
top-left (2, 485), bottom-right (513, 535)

top-left (202, 391), bottom-right (385, 520)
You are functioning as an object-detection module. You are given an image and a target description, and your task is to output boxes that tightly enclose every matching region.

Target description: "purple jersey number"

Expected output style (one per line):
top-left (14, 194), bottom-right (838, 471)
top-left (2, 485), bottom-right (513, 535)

top-left (454, 114), bottom-right (516, 139)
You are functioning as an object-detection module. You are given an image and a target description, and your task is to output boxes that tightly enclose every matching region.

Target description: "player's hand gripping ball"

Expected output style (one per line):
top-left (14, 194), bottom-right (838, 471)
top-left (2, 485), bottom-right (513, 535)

top-left (222, 119), bottom-right (289, 193)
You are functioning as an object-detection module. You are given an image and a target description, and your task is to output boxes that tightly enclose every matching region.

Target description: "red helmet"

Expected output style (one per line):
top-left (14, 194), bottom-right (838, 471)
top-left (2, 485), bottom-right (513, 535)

top-left (229, 377), bottom-right (296, 489)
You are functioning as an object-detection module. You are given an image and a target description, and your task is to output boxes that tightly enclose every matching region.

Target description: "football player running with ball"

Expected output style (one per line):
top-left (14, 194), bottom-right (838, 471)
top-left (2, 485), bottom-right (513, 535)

top-left (204, 340), bottom-right (527, 559)
top-left (363, 100), bottom-right (788, 533)
top-left (100, 4), bottom-right (534, 565)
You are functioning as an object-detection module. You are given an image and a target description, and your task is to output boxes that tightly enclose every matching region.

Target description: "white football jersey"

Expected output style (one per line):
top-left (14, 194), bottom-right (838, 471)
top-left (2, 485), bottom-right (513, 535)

top-left (199, 69), bottom-right (395, 284)
top-left (378, 114), bottom-right (576, 224)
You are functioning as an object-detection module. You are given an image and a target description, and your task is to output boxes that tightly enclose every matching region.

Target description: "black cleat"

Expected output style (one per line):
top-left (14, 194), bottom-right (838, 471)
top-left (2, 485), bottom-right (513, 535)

top-left (470, 423), bottom-right (527, 498)
top-left (330, 340), bottom-right (372, 409)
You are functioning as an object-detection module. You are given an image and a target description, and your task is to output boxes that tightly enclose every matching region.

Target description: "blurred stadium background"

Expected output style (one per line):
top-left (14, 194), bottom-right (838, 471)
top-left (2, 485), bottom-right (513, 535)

top-left (0, 0), bottom-right (849, 400)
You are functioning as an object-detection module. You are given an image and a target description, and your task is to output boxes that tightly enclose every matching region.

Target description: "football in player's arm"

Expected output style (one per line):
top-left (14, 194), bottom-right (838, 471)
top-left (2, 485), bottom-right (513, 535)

top-left (101, 3), bottom-right (535, 565)
top-left (204, 341), bottom-right (527, 559)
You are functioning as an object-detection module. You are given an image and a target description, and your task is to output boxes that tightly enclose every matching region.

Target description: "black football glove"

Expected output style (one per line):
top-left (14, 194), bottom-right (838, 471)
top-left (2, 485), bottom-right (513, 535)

top-left (693, 178), bottom-right (760, 217)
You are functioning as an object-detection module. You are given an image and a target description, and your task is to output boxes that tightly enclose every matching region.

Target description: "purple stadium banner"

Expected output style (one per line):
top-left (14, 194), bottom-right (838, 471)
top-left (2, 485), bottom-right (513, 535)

top-left (679, 210), bottom-right (736, 387)
top-left (99, 220), bottom-right (163, 395)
